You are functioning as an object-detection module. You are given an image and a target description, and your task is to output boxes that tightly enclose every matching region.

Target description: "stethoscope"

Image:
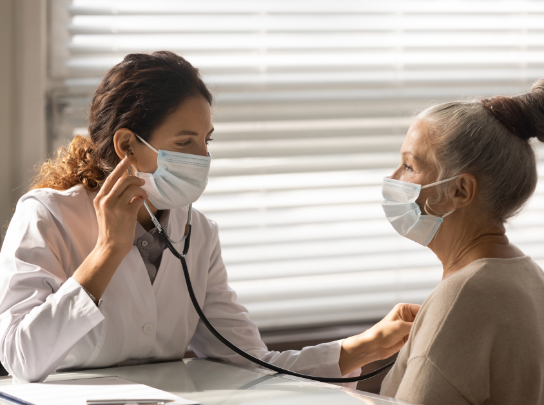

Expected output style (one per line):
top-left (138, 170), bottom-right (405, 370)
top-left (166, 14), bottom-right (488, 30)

top-left (127, 162), bottom-right (394, 383)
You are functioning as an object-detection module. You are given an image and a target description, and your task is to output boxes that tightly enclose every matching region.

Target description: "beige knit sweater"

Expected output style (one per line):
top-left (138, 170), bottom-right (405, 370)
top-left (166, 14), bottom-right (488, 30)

top-left (381, 256), bottom-right (544, 405)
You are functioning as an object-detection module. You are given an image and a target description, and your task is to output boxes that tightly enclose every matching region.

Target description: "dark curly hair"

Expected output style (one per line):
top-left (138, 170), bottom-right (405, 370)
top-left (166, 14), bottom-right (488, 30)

top-left (31, 51), bottom-right (212, 191)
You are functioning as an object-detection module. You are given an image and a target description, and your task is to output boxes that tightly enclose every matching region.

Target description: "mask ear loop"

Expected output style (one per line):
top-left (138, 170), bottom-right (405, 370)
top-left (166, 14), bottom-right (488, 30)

top-left (421, 175), bottom-right (459, 189)
top-left (125, 152), bottom-right (191, 244)
top-left (441, 209), bottom-right (455, 218)
top-left (134, 133), bottom-right (159, 154)
top-left (421, 175), bottom-right (460, 217)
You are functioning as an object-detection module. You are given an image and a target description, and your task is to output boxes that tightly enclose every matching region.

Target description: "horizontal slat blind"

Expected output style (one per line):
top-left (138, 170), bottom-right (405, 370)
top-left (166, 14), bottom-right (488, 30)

top-left (51, 0), bottom-right (544, 331)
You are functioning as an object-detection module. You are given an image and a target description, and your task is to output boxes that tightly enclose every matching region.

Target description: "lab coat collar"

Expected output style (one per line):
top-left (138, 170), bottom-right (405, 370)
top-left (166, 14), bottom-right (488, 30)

top-left (166, 205), bottom-right (191, 245)
top-left (134, 210), bottom-right (171, 241)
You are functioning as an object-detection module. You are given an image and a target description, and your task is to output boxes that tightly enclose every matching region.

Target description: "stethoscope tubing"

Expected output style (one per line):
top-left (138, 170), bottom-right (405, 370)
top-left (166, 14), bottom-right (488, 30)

top-left (126, 158), bottom-right (395, 383)
top-left (159, 225), bottom-right (395, 383)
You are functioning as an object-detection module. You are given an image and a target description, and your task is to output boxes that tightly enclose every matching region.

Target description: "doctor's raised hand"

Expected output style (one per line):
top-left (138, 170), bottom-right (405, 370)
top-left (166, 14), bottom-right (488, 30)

top-left (0, 51), bottom-right (421, 384)
top-left (72, 158), bottom-right (147, 302)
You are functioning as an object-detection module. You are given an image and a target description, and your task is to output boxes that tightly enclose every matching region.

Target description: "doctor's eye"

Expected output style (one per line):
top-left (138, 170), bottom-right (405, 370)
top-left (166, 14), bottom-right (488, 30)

top-left (205, 138), bottom-right (214, 145)
top-left (404, 163), bottom-right (414, 172)
top-left (176, 140), bottom-right (192, 147)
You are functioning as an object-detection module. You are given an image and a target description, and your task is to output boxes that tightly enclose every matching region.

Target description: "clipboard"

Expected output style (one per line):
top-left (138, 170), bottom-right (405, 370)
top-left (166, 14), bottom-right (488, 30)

top-left (0, 376), bottom-right (198, 405)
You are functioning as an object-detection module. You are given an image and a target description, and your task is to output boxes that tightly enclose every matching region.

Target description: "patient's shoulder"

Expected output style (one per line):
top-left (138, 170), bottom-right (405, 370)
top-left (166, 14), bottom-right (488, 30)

top-left (411, 256), bottom-right (544, 354)
top-left (424, 256), bottom-right (543, 314)
top-left (399, 257), bottom-right (544, 403)
top-left (411, 260), bottom-right (484, 325)
top-left (444, 256), bottom-right (544, 308)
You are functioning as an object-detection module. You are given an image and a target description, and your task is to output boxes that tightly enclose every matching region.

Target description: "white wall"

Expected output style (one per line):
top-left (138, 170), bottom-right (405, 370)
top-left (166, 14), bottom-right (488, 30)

top-left (0, 0), bottom-right (47, 241)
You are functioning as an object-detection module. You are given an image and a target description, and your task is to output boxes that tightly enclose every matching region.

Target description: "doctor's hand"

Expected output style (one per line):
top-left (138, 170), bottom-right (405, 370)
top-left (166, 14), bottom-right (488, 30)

top-left (73, 157), bottom-right (147, 301)
top-left (93, 157), bottom-right (147, 256)
top-left (339, 303), bottom-right (421, 376)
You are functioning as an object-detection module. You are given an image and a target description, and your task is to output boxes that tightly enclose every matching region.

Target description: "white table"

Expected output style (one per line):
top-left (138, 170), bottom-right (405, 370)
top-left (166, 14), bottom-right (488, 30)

top-left (0, 358), bottom-right (414, 405)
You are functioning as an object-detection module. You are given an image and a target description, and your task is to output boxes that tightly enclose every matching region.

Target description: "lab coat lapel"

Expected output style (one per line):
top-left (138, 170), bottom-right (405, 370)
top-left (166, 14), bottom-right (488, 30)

top-left (153, 206), bottom-right (188, 295)
top-left (122, 248), bottom-right (158, 326)
top-left (152, 251), bottom-right (171, 295)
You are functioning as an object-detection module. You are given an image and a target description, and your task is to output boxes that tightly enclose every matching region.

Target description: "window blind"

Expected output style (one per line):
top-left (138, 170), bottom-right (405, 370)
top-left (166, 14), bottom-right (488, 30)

top-left (49, 0), bottom-right (544, 331)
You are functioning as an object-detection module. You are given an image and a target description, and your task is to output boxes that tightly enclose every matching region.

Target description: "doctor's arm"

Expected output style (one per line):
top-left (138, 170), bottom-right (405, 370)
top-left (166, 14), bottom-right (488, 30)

top-left (189, 221), bottom-right (420, 379)
top-left (71, 157), bottom-right (147, 301)
top-left (0, 159), bottom-right (146, 383)
top-left (0, 198), bottom-right (106, 383)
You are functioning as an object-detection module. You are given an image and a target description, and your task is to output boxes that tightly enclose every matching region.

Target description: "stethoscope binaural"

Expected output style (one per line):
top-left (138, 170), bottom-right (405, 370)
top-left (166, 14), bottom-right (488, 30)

top-left (126, 163), bottom-right (395, 383)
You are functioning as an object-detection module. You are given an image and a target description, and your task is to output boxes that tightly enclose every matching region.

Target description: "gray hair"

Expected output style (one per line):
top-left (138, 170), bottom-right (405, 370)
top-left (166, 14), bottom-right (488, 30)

top-left (417, 79), bottom-right (544, 223)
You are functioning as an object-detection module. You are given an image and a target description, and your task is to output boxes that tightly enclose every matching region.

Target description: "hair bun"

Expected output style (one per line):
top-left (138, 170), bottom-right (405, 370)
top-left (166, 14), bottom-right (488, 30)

top-left (481, 78), bottom-right (544, 143)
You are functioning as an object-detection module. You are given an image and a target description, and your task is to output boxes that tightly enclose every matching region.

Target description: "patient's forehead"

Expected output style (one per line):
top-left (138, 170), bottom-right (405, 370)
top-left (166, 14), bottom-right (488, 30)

top-left (403, 120), bottom-right (435, 168)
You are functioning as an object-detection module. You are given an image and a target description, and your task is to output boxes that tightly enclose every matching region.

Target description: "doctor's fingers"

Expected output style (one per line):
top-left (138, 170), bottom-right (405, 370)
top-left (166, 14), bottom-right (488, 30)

top-left (99, 157), bottom-right (131, 197)
top-left (392, 320), bottom-right (413, 340)
top-left (95, 177), bottom-right (145, 216)
top-left (118, 184), bottom-right (148, 210)
top-left (366, 320), bottom-right (412, 360)
top-left (103, 175), bottom-right (146, 202)
top-left (389, 303), bottom-right (421, 323)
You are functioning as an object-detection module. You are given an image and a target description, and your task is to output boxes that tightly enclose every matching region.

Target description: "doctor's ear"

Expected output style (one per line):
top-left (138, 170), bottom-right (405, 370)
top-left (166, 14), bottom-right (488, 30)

top-left (451, 173), bottom-right (478, 208)
top-left (113, 129), bottom-right (136, 161)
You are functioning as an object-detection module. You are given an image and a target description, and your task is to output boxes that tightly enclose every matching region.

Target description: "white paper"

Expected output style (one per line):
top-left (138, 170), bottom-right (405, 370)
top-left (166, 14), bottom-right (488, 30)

top-left (0, 376), bottom-right (199, 405)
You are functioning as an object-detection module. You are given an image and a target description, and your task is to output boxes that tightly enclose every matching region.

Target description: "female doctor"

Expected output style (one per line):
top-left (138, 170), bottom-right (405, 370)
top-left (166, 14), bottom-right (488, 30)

top-left (0, 51), bottom-right (419, 384)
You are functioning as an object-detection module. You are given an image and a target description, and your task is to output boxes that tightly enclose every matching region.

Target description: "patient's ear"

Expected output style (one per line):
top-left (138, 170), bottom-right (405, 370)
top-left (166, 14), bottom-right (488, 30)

top-left (451, 173), bottom-right (477, 208)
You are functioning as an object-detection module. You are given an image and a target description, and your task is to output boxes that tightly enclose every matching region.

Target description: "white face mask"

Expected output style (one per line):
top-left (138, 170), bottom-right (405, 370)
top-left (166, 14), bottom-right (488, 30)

top-left (381, 175), bottom-right (459, 246)
top-left (133, 134), bottom-right (211, 210)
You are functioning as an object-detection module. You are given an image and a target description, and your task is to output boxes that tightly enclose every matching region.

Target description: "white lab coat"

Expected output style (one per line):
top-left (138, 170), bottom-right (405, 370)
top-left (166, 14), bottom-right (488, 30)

top-left (0, 185), bottom-right (358, 384)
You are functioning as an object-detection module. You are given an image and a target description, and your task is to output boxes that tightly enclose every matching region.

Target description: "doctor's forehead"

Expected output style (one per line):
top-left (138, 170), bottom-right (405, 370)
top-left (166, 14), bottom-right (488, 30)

top-left (153, 95), bottom-right (214, 138)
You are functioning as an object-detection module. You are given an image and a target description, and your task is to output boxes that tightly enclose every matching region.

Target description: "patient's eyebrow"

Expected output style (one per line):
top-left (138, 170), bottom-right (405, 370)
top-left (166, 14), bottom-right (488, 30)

top-left (402, 151), bottom-right (420, 161)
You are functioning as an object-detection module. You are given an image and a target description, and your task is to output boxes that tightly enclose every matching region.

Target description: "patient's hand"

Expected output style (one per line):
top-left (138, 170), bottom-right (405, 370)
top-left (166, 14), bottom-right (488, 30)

top-left (339, 303), bottom-right (421, 375)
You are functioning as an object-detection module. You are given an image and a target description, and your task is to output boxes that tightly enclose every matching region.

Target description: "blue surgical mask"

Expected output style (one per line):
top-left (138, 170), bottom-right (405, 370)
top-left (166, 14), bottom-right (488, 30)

top-left (134, 134), bottom-right (211, 210)
top-left (381, 176), bottom-right (458, 246)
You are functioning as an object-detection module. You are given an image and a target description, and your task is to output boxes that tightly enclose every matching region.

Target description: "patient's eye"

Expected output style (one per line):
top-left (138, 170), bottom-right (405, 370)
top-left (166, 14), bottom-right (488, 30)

top-left (404, 163), bottom-right (414, 172)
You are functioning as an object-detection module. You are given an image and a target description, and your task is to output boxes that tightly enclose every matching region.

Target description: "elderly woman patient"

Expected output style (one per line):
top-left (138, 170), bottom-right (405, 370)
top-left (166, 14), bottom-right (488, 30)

top-left (379, 79), bottom-right (544, 405)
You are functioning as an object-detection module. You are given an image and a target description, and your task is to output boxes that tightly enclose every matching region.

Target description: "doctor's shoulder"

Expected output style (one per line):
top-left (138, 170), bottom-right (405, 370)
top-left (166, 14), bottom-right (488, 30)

top-left (5, 185), bottom-right (98, 252)
top-left (16, 184), bottom-right (96, 225)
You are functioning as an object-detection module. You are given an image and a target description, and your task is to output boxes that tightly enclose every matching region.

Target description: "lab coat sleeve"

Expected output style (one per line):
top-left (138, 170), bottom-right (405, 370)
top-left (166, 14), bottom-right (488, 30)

top-left (0, 198), bottom-right (105, 383)
top-left (189, 221), bottom-right (361, 385)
